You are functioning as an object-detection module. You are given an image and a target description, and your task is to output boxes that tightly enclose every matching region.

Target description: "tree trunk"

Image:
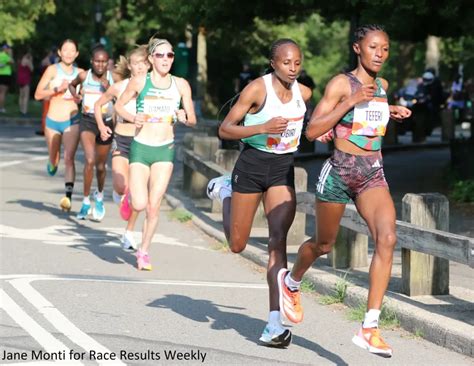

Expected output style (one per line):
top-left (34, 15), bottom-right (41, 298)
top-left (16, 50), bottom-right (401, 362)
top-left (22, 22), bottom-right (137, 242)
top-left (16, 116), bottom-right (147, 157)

top-left (425, 35), bottom-right (440, 74)
top-left (396, 42), bottom-right (416, 92)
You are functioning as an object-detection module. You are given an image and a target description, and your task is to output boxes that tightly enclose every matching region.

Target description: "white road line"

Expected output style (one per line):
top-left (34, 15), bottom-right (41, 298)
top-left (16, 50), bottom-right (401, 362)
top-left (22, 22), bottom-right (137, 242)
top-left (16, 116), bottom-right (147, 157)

top-left (0, 289), bottom-right (82, 365)
top-left (0, 224), bottom-right (212, 251)
top-left (0, 156), bottom-right (48, 168)
top-left (2, 274), bottom-right (267, 289)
top-left (9, 278), bottom-right (125, 366)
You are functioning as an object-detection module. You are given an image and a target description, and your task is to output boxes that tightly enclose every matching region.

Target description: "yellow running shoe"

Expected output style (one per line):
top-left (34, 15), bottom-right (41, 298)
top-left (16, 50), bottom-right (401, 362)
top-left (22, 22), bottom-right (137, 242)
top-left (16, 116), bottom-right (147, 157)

top-left (59, 196), bottom-right (71, 212)
top-left (352, 327), bottom-right (393, 357)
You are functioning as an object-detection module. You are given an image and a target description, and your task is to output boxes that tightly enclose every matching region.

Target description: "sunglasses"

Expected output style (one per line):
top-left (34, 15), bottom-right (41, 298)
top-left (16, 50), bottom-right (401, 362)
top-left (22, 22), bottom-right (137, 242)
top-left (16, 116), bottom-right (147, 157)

top-left (153, 52), bottom-right (175, 59)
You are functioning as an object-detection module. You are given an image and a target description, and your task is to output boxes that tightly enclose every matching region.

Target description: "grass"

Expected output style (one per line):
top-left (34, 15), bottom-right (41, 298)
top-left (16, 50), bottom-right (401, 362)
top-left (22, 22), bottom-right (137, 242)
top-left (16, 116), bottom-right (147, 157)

top-left (211, 239), bottom-right (229, 251)
top-left (300, 278), bottom-right (315, 293)
top-left (319, 272), bottom-right (350, 305)
top-left (348, 303), bottom-right (400, 329)
top-left (414, 329), bottom-right (424, 338)
top-left (167, 208), bottom-right (193, 223)
top-left (2, 93), bottom-right (42, 118)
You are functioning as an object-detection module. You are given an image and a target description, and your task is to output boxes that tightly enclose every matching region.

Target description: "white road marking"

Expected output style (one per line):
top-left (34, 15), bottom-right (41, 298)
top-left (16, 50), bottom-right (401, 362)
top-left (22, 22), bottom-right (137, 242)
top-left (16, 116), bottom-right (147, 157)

top-left (0, 224), bottom-right (212, 251)
top-left (1, 274), bottom-right (264, 365)
top-left (2, 274), bottom-right (267, 289)
top-left (0, 155), bottom-right (48, 168)
top-left (9, 278), bottom-right (125, 366)
top-left (0, 289), bottom-right (82, 365)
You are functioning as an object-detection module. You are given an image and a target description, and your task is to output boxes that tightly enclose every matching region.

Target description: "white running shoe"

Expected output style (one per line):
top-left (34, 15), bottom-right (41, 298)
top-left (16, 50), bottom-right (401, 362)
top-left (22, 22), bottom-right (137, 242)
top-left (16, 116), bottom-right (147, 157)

top-left (259, 324), bottom-right (292, 348)
top-left (206, 175), bottom-right (232, 200)
top-left (121, 231), bottom-right (137, 251)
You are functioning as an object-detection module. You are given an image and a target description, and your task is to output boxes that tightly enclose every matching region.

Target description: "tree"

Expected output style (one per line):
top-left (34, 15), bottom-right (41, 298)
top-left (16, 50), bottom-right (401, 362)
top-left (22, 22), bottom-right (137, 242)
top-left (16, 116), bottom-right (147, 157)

top-left (0, 0), bottom-right (55, 44)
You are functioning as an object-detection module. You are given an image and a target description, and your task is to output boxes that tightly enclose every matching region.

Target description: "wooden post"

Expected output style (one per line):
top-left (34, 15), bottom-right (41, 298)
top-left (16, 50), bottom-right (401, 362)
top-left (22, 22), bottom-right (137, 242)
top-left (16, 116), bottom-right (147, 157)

top-left (383, 121), bottom-right (398, 146)
top-left (287, 167), bottom-right (307, 246)
top-left (441, 108), bottom-right (455, 141)
top-left (214, 149), bottom-right (239, 170)
top-left (401, 193), bottom-right (450, 296)
top-left (328, 227), bottom-right (368, 268)
top-left (189, 135), bottom-right (219, 198)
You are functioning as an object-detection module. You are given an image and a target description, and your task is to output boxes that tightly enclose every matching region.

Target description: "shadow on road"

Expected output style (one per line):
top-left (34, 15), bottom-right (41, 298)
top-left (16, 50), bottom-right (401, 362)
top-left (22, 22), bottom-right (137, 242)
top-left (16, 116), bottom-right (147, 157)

top-left (148, 294), bottom-right (348, 365)
top-left (6, 198), bottom-right (137, 268)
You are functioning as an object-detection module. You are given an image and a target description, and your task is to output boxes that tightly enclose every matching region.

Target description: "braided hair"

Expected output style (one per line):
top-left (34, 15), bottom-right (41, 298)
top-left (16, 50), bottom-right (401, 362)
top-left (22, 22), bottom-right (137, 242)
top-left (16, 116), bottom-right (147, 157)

top-left (353, 24), bottom-right (387, 43)
top-left (266, 38), bottom-right (301, 74)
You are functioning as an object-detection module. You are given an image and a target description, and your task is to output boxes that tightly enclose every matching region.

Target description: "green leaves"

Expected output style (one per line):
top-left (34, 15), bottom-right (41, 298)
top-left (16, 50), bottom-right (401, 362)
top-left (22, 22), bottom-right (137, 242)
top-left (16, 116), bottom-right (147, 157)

top-left (0, 0), bottom-right (55, 43)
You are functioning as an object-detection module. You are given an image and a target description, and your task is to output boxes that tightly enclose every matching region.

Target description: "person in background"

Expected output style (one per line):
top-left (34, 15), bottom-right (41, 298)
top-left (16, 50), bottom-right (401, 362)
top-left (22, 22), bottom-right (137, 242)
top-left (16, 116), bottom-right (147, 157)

top-left (17, 51), bottom-right (34, 116)
top-left (234, 62), bottom-right (256, 93)
top-left (0, 44), bottom-right (14, 113)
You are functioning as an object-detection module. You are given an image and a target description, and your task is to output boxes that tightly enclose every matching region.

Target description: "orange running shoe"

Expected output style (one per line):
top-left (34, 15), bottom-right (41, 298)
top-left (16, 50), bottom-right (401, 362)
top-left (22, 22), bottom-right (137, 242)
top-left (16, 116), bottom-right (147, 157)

top-left (352, 327), bottom-right (393, 357)
top-left (277, 268), bottom-right (303, 323)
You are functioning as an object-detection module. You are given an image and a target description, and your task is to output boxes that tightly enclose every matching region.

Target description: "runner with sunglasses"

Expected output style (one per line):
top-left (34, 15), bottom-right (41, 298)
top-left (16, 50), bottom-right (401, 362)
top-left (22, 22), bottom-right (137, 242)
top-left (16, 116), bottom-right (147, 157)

top-left (115, 37), bottom-right (196, 270)
top-left (93, 45), bottom-right (150, 250)
top-left (34, 39), bottom-right (84, 212)
top-left (206, 39), bottom-right (312, 347)
top-left (68, 45), bottom-right (114, 221)
top-left (278, 24), bottom-right (411, 357)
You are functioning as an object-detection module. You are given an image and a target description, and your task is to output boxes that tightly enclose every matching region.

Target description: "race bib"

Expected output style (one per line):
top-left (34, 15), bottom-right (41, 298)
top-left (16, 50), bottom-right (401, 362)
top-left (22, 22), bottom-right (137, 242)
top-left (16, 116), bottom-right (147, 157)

top-left (82, 90), bottom-right (107, 114)
top-left (143, 96), bottom-right (176, 124)
top-left (266, 117), bottom-right (303, 153)
top-left (352, 98), bottom-right (390, 136)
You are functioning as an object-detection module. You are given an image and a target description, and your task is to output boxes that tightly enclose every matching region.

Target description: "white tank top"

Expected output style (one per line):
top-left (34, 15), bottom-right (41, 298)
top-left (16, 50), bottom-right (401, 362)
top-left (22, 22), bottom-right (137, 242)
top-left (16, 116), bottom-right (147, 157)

top-left (241, 73), bottom-right (306, 154)
top-left (117, 78), bottom-right (136, 123)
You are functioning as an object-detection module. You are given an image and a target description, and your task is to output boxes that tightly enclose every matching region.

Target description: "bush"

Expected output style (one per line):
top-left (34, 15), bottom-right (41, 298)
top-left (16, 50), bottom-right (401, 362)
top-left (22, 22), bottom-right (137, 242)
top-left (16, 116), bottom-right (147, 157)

top-left (451, 180), bottom-right (474, 202)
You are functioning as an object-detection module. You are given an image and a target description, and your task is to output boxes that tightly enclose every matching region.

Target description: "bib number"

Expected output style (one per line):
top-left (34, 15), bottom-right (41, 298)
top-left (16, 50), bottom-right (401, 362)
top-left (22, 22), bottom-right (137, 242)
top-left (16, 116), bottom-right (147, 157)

top-left (352, 99), bottom-right (390, 136)
top-left (83, 91), bottom-right (107, 114)
top-left (143, 96), bottom-right (177, 124)
top-left (266, 119), bottom-right (303, 152)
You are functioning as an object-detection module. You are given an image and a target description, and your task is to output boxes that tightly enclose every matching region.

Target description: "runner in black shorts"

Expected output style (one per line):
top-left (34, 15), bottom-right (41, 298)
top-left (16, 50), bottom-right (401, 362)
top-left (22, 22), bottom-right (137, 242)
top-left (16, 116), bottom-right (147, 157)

top-left (69, 45), bottom-right (114, 221)
top-left (206, 39), bottom-right (312, 347)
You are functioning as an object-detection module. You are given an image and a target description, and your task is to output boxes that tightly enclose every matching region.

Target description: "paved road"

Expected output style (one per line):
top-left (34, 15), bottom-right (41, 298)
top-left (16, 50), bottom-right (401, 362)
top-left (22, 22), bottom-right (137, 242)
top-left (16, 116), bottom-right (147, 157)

top-left (0, 125), bottom-right (472, 365)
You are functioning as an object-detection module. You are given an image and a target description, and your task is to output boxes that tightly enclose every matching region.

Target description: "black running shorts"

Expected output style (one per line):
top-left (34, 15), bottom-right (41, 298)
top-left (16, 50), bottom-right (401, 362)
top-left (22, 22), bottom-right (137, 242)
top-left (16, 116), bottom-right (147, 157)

top-left (231, 144), bottom-right (295, 193)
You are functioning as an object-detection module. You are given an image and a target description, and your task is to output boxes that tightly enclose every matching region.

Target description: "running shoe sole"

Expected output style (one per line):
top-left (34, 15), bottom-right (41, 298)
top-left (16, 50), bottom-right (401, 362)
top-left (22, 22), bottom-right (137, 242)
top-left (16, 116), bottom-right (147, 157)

top-left (259, 329), bottom-right (292, 348)
top-left (352, 334), bottom-right (393, 357)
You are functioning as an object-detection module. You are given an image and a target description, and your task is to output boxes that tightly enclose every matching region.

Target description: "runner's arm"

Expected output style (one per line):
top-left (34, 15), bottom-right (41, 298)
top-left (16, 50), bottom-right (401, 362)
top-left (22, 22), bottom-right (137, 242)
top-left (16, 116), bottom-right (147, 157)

top-left (176, 78), bottom-right (196, 126)
top-left (219, 79), bottom-right (288, 140)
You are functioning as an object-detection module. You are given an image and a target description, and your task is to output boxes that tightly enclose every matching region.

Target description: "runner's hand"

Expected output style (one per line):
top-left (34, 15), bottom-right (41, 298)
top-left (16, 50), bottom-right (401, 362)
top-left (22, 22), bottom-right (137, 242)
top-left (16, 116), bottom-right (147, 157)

top-left (134, 113), bottom-right (146, 128)
top-left (176, 109), bottom-right (187, 124)
top-left (351, 84), bottom-right (376, 105)
top-left (389, 105), bottom-right (411, 122)
top-left (264, 117), bottom-right (289, 134)
top-left (99, 125), bottom-right (112, 141)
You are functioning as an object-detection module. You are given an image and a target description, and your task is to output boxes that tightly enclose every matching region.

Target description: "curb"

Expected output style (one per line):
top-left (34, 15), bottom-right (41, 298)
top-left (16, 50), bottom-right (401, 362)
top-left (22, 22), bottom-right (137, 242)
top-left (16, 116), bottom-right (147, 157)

top-left (164, 190), bottom-right (474, 358)
top-left (0, 117), bottom-right (40, 127)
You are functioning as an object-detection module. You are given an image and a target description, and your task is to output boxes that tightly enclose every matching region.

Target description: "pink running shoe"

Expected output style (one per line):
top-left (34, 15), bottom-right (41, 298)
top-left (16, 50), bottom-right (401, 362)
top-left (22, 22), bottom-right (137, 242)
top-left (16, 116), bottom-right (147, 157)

top-left (120, 190), bottom-right (132, 221)
top-left (136, 250), bottom-right (152, 271)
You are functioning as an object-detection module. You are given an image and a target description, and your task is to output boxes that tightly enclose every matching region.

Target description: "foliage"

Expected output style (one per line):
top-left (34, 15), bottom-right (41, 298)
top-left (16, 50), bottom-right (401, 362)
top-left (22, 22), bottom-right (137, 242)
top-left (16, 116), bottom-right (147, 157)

top-left (0, 0), bottom-right (55, 44)
top-left (450, 180), bottom-right (474, 203)
top-left (349, 303), bottom-right (400, 329)
top-left (167, 208), bottom-right (193, 223)
top-left (300, 278), bottom-right (315, 293)
top-left (319, 272), bottom-right (349, 305)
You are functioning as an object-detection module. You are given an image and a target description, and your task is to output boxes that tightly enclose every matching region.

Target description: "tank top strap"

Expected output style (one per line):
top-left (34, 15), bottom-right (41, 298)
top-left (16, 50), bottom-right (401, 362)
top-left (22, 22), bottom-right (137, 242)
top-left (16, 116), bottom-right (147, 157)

top-left (345, 72), bottom-right (361, 95)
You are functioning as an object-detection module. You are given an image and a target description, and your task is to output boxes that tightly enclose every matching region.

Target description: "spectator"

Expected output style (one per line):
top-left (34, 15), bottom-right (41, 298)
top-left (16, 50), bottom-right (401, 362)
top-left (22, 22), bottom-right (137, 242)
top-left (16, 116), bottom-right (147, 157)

top-left (0, 44), bottom-right (14, 113)
top-left (17, 51), bottom-right (34, 116)
top-left (448, 73), bottom-right (466, 124)
top-left (234, 62), bottom-right (255, 93)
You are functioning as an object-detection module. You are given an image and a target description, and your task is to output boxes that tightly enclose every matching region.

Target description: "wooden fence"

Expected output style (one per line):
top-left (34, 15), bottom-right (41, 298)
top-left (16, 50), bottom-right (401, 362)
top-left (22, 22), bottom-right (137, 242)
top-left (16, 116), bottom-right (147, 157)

top-left (182, 134), bottom-right (474, 297)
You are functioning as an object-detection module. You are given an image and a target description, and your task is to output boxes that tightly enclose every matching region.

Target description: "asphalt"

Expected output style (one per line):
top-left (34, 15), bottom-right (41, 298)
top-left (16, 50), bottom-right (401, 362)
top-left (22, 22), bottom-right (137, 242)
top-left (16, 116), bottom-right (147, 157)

top-left (1, 116), bottom-right (473, 361)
